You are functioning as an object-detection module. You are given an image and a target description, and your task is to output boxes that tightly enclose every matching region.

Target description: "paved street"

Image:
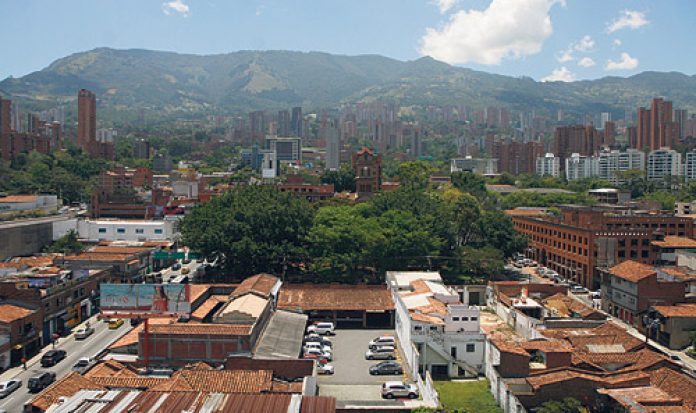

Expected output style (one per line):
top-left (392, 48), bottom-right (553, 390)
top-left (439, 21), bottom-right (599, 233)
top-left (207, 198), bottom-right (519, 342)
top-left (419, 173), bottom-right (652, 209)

top-left (0, 317), bottom-right (132, 413)
top-left (161, 259), bottom-right (203, 284)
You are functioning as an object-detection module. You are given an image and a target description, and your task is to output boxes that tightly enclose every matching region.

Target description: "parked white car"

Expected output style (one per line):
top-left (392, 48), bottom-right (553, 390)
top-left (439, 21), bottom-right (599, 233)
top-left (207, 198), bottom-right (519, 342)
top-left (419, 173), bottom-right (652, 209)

top-left (381, 381), bottom-right (419, 399)
top-left (316, 362), bottom-right (335, 375)
top-left (71, 357), bottom-right (97, 374)
top-left (303, 342), bottom-right (332, 354)
top-left (365, 346), bottom-right (396, 360)
top-left (368, 336), bottom-right (396, 349)
top-left (306, 322), bottom-right (335, 335)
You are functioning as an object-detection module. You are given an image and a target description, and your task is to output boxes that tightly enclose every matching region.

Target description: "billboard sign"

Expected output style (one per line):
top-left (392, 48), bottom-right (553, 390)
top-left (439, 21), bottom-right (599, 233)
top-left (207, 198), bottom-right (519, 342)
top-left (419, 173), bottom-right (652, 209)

top-left (100, 283), bottom-right (191, 316)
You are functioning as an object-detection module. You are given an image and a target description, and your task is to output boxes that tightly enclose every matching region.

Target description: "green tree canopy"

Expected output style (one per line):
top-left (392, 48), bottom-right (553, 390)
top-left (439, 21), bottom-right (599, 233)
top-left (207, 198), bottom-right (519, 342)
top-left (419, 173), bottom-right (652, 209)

top-left (179, 185), bottom-right (315, 276)
top-left (45, 230), bottom-right (84, 255)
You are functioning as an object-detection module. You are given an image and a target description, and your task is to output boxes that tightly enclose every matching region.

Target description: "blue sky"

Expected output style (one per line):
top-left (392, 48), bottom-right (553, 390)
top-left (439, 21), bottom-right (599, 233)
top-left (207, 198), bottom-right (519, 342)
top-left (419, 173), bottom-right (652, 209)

top-left (0, 0), bottom-right (694, 82)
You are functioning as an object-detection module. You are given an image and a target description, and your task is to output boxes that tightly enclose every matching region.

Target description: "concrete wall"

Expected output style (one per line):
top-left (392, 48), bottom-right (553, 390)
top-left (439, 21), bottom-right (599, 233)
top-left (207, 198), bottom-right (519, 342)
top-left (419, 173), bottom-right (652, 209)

top-left (53, 218), bottom-right (176, 242)
top-left (0, 217), bottom-right (68, 259)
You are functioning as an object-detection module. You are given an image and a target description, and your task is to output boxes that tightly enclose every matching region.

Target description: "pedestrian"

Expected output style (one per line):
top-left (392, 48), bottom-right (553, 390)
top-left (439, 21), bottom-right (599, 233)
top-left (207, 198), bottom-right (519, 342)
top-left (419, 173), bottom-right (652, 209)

top-left (21, 357), bottom-right (26, 369)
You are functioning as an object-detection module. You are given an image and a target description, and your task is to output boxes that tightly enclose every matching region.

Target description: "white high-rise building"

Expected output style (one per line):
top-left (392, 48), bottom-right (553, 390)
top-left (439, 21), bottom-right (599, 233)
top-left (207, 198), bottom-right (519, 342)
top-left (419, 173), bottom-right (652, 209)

top-left (596, 149), bottom-right (645, 185)
top-left (565, 153), bottom-right (597, 181)
top-left (647, 148), bottom-right (682, 181)
top-left (536, 153), bottom-right (560, 177)
top-left (684, 151), bottom-right (696, 182)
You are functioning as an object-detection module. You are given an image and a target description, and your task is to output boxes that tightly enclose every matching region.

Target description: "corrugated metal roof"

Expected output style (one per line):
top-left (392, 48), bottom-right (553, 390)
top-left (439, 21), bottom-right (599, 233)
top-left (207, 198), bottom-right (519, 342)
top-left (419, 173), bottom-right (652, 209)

top-left (300, 395), bottom-right (337, 413)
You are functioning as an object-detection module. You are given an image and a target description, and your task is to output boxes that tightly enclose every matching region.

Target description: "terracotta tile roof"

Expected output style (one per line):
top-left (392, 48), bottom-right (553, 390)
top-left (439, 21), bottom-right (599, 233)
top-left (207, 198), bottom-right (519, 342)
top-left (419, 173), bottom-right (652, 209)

top-left (108, 318), bottom-right (175, 349)
top-left (659, 266), bottom-right (696, 281)
top-left (148, 323), bottom-right (252, 336)
top-left (651, 236), bottom-right (696, 249)
top-left (491, 337), bottom-right (529, 357)
top-left (191, 295), bottom-right (227, 320)
top-left (29, 372), bottom-right (105, 411)
top-left (542, 293), bottom-right (603, 319)
top-left (150, 370), bottom-right (273, 393)
top-left (270, 380), bottom-right (304, 393)
top-left (182, 361), bottom-right (213, 370)
top-left (572, 348), bottom-right (669, 373)
top-left (653, 303), bottom-right (696, 318)
top-left (650, 367), bottom-right (696, 410)
top-left (61, 253), bottom-right (135, 261)
top-left (12, 256), bottom-right (55, 267)
top-left (410, 312), bottom-right (445, 325)
top-left (413, 296), bottom-right (448, 316)
top-left (90, 376), bottom-right (168, 389)
top-left (188, 284), bottom-right (212, 303)
top-left (0, 195), bottom-right (38, 203)
top-left (521, 339), bottom-right (573, 353)
top-left (0, 303), bottom-right (35, 323)
top-left (542, 322), bottom-right (644, 353)
top-left (216, 393), bottom-right (294, 413)
top-left (278, 284), bottom-right (394, 311)
top-left (90, 245), bottom-right (152, 254)
top-left (85, 360), bottom-right (138, 378)
top-left (597, 386), bottom-right (682, 408)
top-left (608, 260), bottom-right (656, 282)
top-left (231, 274), bottom-right (279, 299)
top-left (526, 369), bottom-right (649, 391)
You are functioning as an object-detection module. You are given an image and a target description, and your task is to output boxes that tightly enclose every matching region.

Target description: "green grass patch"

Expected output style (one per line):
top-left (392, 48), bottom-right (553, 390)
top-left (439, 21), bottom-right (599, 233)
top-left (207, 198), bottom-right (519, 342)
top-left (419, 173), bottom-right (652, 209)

top-left (434, 379), bottom-right (503, 413)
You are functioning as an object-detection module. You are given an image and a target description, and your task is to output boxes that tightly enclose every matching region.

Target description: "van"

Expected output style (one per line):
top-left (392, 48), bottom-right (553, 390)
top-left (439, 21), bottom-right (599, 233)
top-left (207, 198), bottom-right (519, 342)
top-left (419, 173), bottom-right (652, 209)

top-left (28, 372), bottom-right (56, 392)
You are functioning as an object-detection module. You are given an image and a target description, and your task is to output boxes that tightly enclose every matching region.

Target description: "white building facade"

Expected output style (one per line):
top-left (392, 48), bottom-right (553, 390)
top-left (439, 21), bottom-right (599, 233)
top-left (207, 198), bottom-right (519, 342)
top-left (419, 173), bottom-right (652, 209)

top-left (535, 153), bottom-right (560, 177)
top-left (647, 148), bottom-right (682, 181)
top-left (596, 149), bottom-right (645, 185)
top-left (564, 153), bottom-right (597, 181)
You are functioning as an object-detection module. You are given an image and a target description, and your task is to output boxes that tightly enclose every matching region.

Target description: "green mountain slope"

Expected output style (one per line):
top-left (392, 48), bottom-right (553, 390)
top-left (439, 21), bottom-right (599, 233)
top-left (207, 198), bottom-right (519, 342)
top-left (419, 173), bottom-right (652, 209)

top-left (2, 48), bottom-right (696, 116)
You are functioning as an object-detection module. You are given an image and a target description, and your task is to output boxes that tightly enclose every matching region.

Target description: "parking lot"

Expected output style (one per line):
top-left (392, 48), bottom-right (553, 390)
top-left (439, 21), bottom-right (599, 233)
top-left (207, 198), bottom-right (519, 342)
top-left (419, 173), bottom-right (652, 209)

top-left (316, 329), bottom-right (414, 403)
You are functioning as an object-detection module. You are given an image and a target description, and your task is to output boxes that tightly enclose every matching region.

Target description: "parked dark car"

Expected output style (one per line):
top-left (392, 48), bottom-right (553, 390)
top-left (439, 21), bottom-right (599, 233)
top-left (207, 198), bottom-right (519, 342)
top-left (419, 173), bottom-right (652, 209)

top-left (40, 349), bottom-right (67, 367)
top-left (369, 361), bottom-right (403, 375)
top-left (27, 372), bottom-right (56, 392)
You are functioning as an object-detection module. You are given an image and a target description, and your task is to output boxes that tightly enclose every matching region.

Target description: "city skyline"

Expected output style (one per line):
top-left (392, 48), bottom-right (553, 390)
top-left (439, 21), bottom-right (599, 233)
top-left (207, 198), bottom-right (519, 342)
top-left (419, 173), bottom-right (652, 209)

top-left (1, 0), bottom-right (695, 82)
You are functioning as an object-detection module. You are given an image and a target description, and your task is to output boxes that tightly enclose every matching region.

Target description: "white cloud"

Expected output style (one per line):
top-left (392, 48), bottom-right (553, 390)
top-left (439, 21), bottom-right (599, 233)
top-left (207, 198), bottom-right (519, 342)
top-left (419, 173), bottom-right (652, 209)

top-left (577, 57), bottom-right (596, 67)
top-left (419, 0), bottom-right (561, 65)
top-left (542, 66), bottom-right (575, 82)
top-left (605, 52), bottom-right (639, 70)
top-left (162, 0), bottom-right (189, 16)
top-left (574, 35), bottom-right (594, 52)
top-left (613, 38), bottom-right (622, 46)
top-left (607, 10), bottom-right (648, 33)
top-left (556, 48), bottom-right (574, 63)
top-left (433, 0), bottom-right (457, 14)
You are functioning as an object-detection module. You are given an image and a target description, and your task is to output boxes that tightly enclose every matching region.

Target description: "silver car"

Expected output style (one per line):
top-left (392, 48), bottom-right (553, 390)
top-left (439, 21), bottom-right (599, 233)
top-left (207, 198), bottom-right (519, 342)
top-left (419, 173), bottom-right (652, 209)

top-left (381, 381), bottom-right (419, 399)
top-left (0, 380), bottom-right (21, 398)
top-left (365, 345), bottom-right (396, 360)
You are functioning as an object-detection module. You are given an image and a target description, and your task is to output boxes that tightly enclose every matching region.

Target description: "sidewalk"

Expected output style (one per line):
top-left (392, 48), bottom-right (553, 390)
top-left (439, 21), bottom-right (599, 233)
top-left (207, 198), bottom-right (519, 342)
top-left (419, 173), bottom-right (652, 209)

top-left (0, 315), bottom-right (99, 382)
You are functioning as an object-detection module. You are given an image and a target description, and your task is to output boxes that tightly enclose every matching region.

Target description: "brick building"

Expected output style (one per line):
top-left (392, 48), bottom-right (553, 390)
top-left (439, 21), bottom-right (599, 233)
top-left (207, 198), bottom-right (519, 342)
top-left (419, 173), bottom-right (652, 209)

top-left (0, 303), bottom-right (42, 368)
top-left (0, 267), bottom-right (109, 345)
top-left (90, 167), bottom-right (154, 219)
top-left (600, 260), bottom-right (686, 326)
top-left (495, 140), bottom-right (544, 175)
top-left (77, 89), bottom-right (114, 160)
top-left (352, 147), bottom-right (382, 200)
top-left (553, 125), bottom-right (605, 165)
top-left (0, 96), bottom-right (58, 161)
top-left (510, 205), bottom-right (694, 289)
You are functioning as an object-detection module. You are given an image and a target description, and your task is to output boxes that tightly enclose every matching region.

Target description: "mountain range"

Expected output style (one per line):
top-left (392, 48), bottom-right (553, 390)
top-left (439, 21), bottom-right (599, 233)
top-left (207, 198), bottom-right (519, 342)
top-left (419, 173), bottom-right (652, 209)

top-left (2, 47), bottom-right (696, 119)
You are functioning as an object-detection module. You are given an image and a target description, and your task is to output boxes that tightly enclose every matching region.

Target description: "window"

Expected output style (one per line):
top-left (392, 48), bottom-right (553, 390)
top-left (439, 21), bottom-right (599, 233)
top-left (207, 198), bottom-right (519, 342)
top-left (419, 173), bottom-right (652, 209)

top-left (451, 346), bottom-right (457, 358)
top-left (116, 228), bottom-right (126, 234)
top-left (414, 325), bottom-right (423, 332)
top-left (466, 343), bottom-right (476, 353)
top-left (154, 229), bottom-right (163, 235)
top-left (470, 316), bottom-right (478, 321)
top-left (452, 317), bottom-right (460, 321)
top-left (98, 228), bottom-right (107, 233)
top-left (135, 229), bottom-right (144, 234)
top-left (430, 326), bottom-right (438, 332)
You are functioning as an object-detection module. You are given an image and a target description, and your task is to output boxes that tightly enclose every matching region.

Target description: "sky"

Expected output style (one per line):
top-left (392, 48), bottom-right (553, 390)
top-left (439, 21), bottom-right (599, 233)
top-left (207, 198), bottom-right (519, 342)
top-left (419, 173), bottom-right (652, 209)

top-left (0, 0), bottom-right (694, 82)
